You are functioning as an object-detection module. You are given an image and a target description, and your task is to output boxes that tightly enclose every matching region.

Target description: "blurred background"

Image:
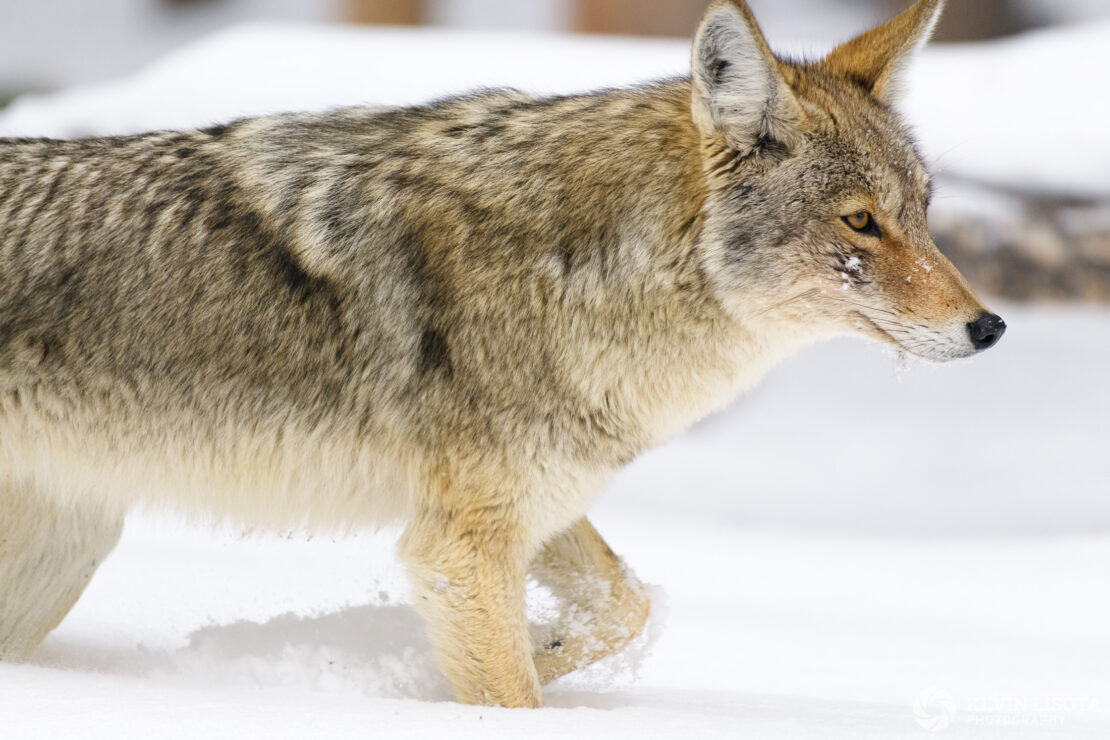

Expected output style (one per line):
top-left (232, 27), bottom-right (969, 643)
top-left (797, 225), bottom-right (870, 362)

top-left (1, 0), bottom-right (1108, 93)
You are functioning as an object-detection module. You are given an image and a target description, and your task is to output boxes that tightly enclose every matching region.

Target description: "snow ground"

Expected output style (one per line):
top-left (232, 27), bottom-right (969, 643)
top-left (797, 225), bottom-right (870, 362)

top-left (1, 21), bottom-right (1108, 740)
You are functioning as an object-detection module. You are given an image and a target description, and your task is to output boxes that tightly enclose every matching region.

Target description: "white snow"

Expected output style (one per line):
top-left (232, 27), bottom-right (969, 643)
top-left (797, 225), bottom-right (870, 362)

top-left (904, 22), bottom-right (1110, 198)
top-left (1, 21), bottom-right (1108, 740)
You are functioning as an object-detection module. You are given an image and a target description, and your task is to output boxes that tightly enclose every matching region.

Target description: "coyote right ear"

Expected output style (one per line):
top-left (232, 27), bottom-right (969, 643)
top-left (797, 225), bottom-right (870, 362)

top-left (690, 0), bottom-right (805, 154)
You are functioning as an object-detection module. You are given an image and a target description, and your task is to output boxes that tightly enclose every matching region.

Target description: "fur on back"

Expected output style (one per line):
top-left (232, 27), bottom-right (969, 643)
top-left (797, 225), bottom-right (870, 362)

top-left (0, 83), bottom-right (770, 532)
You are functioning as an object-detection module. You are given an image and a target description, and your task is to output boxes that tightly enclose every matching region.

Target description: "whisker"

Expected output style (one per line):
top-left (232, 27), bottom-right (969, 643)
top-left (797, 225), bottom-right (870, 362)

top-left (869, 318), bottom-right (917, 333)
top-left (751, 288), bottom-right (821, 318)
top-left (820, 295), bottom-right (900, 318)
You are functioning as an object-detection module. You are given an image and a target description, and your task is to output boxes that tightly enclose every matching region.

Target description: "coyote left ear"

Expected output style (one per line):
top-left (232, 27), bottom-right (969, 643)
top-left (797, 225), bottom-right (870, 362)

top-left (690, 0), bottom-right (805, 155)
top-left (821, 0), bottom-right (945, 104)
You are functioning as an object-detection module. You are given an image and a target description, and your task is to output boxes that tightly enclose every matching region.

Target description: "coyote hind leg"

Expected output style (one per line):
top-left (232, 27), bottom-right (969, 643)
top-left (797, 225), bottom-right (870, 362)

top-left (0, 480), bottom-right (124, 660)
top-left (531, 517), bottom-right (651, 684)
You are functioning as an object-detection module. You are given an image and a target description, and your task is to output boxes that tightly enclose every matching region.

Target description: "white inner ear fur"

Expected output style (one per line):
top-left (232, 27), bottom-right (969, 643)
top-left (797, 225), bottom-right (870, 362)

top-left (691, 4), bottom-right (802, 153)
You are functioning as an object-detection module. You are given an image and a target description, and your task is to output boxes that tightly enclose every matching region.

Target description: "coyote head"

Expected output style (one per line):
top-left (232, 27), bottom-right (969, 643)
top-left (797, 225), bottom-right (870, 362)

top-left (691, 0), bottom-right (1005, 361)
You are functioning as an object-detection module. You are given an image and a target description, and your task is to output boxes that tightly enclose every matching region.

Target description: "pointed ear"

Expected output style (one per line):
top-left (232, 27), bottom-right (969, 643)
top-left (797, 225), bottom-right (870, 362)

top-left (690, 0), bottom-right (805, 154)
top-left (821, 0), bottom-right (944, 104)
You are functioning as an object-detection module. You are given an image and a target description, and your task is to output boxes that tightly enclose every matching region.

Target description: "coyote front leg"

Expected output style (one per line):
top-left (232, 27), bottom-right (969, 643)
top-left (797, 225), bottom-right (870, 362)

top-left (400, 467), bottom-right (542, 707)
top-left (531, 517), bottom-right (650, 684)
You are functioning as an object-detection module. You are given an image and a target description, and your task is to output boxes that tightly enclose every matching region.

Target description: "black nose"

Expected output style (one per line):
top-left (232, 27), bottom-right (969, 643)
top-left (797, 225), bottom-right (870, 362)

top-left (967, 312), bottom-right (1007, 351)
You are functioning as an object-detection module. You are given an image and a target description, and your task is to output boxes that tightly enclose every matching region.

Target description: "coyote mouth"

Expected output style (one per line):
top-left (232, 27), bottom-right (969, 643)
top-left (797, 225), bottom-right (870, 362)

top-left (853, 311), bottom-right (973, 363)
top-left (854, 310), bottom-right (931, 359)
top-left (854, 311), bottom-right (890, 335)
top-left (854, 310), bottom-right (901, 347)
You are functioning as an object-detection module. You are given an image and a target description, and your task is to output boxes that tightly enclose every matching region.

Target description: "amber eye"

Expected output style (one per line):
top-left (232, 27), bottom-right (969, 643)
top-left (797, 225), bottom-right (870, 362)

top-left (846, 211), bottom-right (870, 230)
top-left (843, 211), bottom-right (880, 237)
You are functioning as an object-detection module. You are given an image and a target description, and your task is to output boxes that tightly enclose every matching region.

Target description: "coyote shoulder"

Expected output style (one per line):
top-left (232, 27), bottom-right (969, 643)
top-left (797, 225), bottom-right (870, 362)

top-left (0, 0), bottom-right (1003, 707)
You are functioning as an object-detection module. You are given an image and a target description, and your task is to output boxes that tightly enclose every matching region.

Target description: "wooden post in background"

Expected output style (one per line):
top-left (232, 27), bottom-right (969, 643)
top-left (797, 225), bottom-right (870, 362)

top-left (574, 0), bottom-right (1032, 41)
top-left (347, 0), bottom-right (1034, 40)
top-left (348, 0), bottom-right (425, 25)
top-left (879, 0), bottom-right (1030, 42)
top-left (574, 0), bottom-right (704, 37)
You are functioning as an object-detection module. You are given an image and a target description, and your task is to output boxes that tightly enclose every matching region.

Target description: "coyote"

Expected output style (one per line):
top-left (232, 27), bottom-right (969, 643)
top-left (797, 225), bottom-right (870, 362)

top-left (0, 0), bottom-right (1002, 707)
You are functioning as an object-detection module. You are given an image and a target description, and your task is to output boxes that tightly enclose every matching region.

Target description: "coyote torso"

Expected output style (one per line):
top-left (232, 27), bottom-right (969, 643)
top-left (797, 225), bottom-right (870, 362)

top-left (0, 0), bottom-right (1002, 708)
top-left (0, 85), bottom-right (804, 533)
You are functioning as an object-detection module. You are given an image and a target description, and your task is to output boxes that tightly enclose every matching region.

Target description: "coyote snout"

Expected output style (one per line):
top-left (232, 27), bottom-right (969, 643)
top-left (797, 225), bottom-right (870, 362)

top-left (841, 236), bottom-right (1006, 362)
top-left (843, 240), bottom-right (1008, 362)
